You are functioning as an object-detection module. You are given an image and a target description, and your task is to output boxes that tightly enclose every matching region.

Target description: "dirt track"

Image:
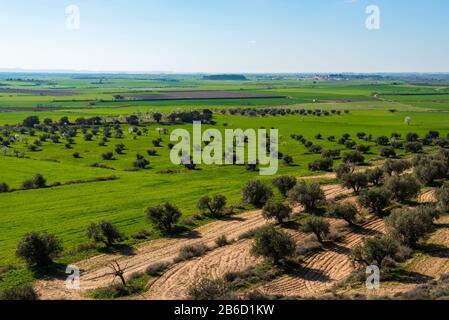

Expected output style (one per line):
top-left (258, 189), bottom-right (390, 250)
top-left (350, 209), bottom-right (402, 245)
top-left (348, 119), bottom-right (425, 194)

top-left (35, 184), bottom-right (351, 300)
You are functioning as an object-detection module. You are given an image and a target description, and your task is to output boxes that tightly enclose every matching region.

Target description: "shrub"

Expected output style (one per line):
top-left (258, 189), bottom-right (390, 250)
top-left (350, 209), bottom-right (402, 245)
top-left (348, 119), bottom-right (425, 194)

top-left (215, 235), bottom-right (229, 247)
top-left (188, 278), bottom-right (233, 300)
top-left (131, 230), bottom-right (151, 240)
top-left (251, 226), bottom-right (295, 265)
top-left (242, 180), bottom-right (273, 208)
top-left (415, 157), bottom-right (448, 185)
top-left (321, 149), bottom-right (341, 159)
top-left (288, 181), bottom-right (325, 212)
top-left (33, 173), bottom-right (46, 188)
top-left (0, 182), bottom-right (9, 193)
top-left (327, 203), bottom-right (358, 226)
top-left (22, 179), bottom-right (35, 190)
top-left (380, 147), bottom-right (396, 158)
top-left (0, 284), bottom-right (39, 300)
top-left (376, 136), bottom-right (390, 146)
top-left (283, 155), bottom-right (294, 166)
top-left (146, 202), bottom-right (181, 233)
top-left (175, 244), bottom-right (209, 263)
top-left (145, 262), bottom-right (171, 276)
top-left (102, 152), bottom-right (114, 160)
top-left (133, 154), bottom-right (150, 169)
top-left (385, 174), bottom-right (421, 202)
top-left (405, 142), bottom-right (423, 153)
top-left (358, 188), bottom-right (392, 216)
top-left (308, 158), bottom-right (333, 172)
top-left (115, 144), bottom-right (126, 154)
top-left (22, 116), bottom-right (40, 128)
top-left (351, 235), bottom-right (399, 268)
top-left (262, 201), bottom-right (292, 224)
top-left (302, 217), bottom-right (330, 243)
top-left (356, 145), bottom-right (371, 154)
top-left (86, 221), bottom-right (124, 247)
top-left (16, 232), bottom-right (63, 267)
top-left (73, 152), bottom-right (81, 158)
top-left (197, 194), bottom-right (227, 216)
top-left (340, 172), bottom-right (368, 193)
top-left (147, 149), bottom-right (158, 156)
top-left (272, 176), bottom-right (297, 197)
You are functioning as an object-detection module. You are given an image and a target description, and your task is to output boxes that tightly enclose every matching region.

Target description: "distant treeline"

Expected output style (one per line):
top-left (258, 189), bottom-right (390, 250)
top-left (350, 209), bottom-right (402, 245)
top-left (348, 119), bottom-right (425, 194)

top-left (202, 74), bottom-right (247, 81)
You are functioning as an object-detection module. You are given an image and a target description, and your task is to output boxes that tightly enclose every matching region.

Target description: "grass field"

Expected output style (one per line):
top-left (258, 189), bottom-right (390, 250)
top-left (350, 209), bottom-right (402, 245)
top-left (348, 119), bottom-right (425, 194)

top-left (1, 74), bottom-right (449, 289)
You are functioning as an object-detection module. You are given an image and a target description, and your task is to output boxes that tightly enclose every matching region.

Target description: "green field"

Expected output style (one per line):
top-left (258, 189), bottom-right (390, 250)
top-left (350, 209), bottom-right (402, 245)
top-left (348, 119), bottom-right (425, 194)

top-left (1, 74), bottom-right (449, 272)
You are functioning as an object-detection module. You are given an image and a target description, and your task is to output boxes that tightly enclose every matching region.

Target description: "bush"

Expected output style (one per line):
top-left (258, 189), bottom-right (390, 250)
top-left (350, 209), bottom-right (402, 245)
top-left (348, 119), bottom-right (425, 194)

top-left (175, 244), bottom-right (209, 263)
top-left (283, 155), bottom-right (294, 166)
top-left (0, 182), bottom-right (9, 193)
top-left (33, 173), bottom-right (46, 188)
top-left (251, 226), bottom-right (295, 265)
top-left (188, 278), bottom-right (233, 300)
top-left (102, 152), bottom-right (114, 160)
top-left (197, 194), bottom-right (227, 216)
top-left (242, 180), bottom-right (273, 208)
top-left (351, 235), bottom-right (399, 268)
top-left (262, 201), bottom-right (292, 224)
top-left (308, 158), bottom-right (333, 172)
top-left (405, 142), bottom-right (423, 153)
top-left (356, 145), bottom-right (371, 154)
top-left (86, 221), bottom-right (124, 247)
top-left (380, 147), bottom-right (396, 158)
top-left (215, 235), bottom-right (229, 247)
top-left (302, 217), bottom-right (330, 243)
top-left (16, 232), bottom-right (63, 267)
top-left (0, 284), bottom-right (39, 300)
top-left (23, 116), bottom-right (40, 128)
top-left (73, 152), bottom-right (81, 158)
top-left (288, 181), bottom-right (325, 212)
top-left (146, 202), bottom-right (181, 233)
top-left (327, 203), bottom-right (358, 226)
top-left (385, 174), bottom-right (421, 202)
top-left (340, 172), bottom-right (368, 193)
top-left (272, 175), bottom-right (297, 197)
top-left (147, 149), bottom-right (158, 156)
top-left (376, 136), bottom-right (390, 146)
top-left (358, 187), bottom-right (392, 216)
top-left (22, 179), bottom-right (35, 190)
top-left (133, 154), bottom-right (150, 169)
top-left (145, 262), bottom-right (171, 276)
top-left (386, 206), bottom-right (437, 247)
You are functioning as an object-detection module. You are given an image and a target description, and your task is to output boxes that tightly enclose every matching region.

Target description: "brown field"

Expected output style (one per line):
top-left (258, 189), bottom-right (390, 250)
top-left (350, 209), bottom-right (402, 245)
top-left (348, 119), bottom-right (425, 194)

top-left (125, 90), bottom-right (286, 101)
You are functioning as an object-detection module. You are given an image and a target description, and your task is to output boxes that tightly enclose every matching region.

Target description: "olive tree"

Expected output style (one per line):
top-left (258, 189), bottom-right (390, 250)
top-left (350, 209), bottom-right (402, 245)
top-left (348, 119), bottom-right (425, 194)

top-left (302, 217), bottom-right (330, 243)
top-left (16, 232), bottom-right (63, 267)
top-left (262, 201), bottom-right (292, 224)
top-left (250, 226), bottom-right (295, 265)
top-left (327, 203), bottom-right (358, 226)
top-left (358, 187), bottom-right (392, 216)
top-left (352, 235), bottom-right (399, 268)
top-left (242, 180), bottom-right (273, 208)
top-left (197, 194), bottom-right (227, 216)
top-left (272, 175), bottom-right (297, 197)
top-left (288, 181), bottom-right (325, 212)
top-left (146, 202), bottom-right (182, 233)
top-left (86, 221), bottom-right (124, 247)
top-left (385, 174), bottom-right (421, 202)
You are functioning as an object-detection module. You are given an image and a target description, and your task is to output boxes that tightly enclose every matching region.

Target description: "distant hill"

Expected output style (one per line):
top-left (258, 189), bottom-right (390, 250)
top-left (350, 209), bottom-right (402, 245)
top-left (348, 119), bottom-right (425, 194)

top-left (203, 74), bottom-right (248, 81)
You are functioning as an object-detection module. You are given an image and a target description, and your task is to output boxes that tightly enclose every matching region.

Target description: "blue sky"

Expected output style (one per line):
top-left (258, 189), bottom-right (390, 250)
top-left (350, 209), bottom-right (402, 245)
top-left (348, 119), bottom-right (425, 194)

top-left (0, 0), bottom-right (448, 73)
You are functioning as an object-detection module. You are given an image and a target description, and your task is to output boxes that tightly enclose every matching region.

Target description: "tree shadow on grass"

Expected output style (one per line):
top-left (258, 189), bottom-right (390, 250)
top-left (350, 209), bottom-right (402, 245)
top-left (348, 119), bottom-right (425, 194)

top-left (98, 244), bottom-right (137, 256)
top-left (384, 269), bottom-right (433, 284)
top-left (30, 262), bottom-right (70, 281)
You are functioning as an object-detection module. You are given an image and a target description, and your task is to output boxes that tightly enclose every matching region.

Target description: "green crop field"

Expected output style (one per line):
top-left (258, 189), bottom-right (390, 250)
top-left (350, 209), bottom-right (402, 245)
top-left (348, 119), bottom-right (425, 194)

top-left (1, 74), bottom-right (449, 293)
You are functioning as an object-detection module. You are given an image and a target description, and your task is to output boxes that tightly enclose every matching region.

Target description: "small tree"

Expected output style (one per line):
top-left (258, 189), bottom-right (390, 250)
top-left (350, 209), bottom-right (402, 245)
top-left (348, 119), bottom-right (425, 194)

top-left (23, 116), bottom-right (40, 128)
top-left (133, 154), bottom-right (150, 169)
top-left (242, 180), bottom-right (273, 208)
top-left (380, 147), bottom-right (396, 158)
top-left (146, 202), bottom-right (181, 233)
top-left (0, 182), bottom-right (10, 193)
top-left (308, 158), bottom-right (333, 172)
top-left (405, 142), bottom-right (423, 154)
top-left (358, 187), bottom-right (392, 216)
top-left (272, 175), bottom-right (297, 197)
top-left (197, 194), bottom-right (227, 216)
top-left (383, 159), bottom-right (411, 176)
top-left (343, 151), bottom-right (365, 165)
top-left (16, 232), bottom-right (63, 267)
top-left (302, 217), bottom-right (330, 243)
top-left (283, 155), bottom-right (294, 166)
top-left (327, 203), bottom-right (358, 226)
top-left (250, 226), bottom-right (295, 265)
top-left (436, 182), bottom-right (449, 212)
top-left (341, 172), bottom-right (368, 193)
top-left (33, 173), bottom-right (46, 188)
top-left (385, 174), bottom-right (421, 202)
top-left (153, 113), bottom-right (163, 124)
top-left (334, 163), bottom-right (354, 179)
top-left (352, 235), bottom-right (399, 268)
top-left (288, 181), bottom-right (325, 212)
top-left (366, 167), bottom-right (385, 186)
top-left (262, 201), bottom-right (292, 224)
top-left (86, 221), bottom-right (123, 247)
